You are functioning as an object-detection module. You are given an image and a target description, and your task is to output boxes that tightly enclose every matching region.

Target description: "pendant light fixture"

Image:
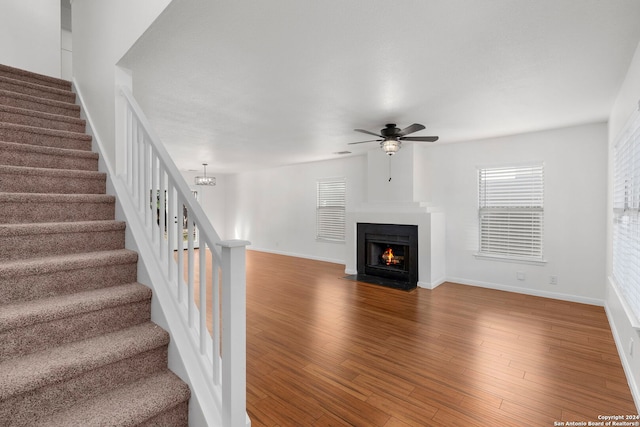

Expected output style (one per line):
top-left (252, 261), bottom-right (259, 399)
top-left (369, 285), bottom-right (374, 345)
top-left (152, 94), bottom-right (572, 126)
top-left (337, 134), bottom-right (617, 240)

top-left (194, 163), bottom-right (216, 186)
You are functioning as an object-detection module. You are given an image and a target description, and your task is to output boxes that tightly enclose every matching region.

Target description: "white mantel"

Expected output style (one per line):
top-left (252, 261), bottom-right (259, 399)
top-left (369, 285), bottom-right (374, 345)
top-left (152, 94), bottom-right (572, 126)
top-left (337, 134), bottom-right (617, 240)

top-left (345, 204), bottom-right (445, 289)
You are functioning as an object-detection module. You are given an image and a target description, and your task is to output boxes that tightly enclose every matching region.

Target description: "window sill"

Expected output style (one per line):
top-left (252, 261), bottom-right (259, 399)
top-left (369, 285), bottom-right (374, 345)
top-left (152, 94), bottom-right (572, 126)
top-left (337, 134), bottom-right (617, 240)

top-left (474, 253), bottom-right (547, 266)
top-left (609, 277), bottom-right (640, 330)
top-left (316, 238), bottom-right (345, 244)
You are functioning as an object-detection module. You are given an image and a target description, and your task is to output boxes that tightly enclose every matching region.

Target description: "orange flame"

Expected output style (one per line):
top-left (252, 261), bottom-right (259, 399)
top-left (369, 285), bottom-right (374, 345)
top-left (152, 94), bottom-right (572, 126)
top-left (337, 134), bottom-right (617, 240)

top-left (382, 247), bottom-right (395, 265)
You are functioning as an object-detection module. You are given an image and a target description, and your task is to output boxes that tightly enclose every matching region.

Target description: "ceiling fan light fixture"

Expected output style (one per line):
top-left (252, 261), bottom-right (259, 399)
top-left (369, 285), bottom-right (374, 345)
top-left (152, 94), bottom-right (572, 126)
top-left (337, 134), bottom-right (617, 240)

top-left (194, 163), bottom-right (216, 186)
top-left (351, 123), bottom-right (437, 156)
top-left (381, 139), bottom-right (400, 156)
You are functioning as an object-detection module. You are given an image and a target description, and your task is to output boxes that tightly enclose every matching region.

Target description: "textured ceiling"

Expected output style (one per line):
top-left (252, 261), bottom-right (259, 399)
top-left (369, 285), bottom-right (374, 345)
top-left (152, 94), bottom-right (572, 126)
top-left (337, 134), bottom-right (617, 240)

top-left (119, 0), bottom-right (640, 173)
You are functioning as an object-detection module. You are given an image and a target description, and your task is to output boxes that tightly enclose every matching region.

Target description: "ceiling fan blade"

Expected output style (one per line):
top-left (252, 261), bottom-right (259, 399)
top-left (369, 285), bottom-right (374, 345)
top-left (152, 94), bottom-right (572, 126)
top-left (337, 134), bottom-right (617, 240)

top-left (348, 139), bottom-right (382, 145)
top-left (400, 136), bottom-right (439, 142)
top-left (397, 123), bottom-right (426, 137)
top-left (354, 128), bottom-right (383, 138)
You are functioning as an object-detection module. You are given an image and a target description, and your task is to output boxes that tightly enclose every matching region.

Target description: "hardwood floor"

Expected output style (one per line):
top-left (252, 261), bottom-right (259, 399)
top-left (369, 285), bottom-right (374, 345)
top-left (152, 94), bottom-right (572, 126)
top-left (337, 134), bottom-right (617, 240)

top-left (192, 250), bottom-right (637, 426)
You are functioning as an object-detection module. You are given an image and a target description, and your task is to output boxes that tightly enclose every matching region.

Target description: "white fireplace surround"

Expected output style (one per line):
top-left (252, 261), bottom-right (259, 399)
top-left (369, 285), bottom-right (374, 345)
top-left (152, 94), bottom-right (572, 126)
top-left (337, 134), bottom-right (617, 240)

top-left (345, 201), bottom-right (446, 289)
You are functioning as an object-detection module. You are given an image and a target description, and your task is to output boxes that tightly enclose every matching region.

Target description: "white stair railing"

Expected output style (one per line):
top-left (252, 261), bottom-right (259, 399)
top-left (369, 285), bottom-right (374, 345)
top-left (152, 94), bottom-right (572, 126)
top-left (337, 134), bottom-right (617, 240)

top-left (117, 86), bottom-right (249, 427)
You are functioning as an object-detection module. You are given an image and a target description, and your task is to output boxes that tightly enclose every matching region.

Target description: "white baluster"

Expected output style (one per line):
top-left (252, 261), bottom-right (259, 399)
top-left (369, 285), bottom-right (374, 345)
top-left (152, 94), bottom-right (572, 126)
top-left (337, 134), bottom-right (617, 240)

top-left (138, 127), bottom-right (145, 216)
top-left (144, 142), bottom-right (151, 228)
top-left (167, 184), bottom-right (175, 280)
top-left (199, 241), bottom-right (207, 354)
top-left (187, 217), bottom-right (195, 327)
top-left (131, 120), bottom-right (138, 205)
top-left (150, 149), bottom-right (157, 239)
top-left (177, 195), bottom-right (184, 303)
top-left (126, 108), bottom-right (133, 190)
top-left (159, 166), bottom-right (166, 261)
top-left (212, 252), bottom-right (221, 385)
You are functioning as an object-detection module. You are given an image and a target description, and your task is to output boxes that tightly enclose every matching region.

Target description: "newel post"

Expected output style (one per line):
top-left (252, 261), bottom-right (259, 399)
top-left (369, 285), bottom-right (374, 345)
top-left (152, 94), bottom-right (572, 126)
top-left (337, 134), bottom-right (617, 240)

top-left (218, 239), bottom-right (251, 427)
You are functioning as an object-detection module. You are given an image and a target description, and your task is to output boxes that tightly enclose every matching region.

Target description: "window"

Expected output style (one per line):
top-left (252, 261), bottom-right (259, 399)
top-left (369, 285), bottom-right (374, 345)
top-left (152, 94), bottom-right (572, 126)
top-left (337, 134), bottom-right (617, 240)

top-left (316, 178), bottom-right (346, 242)
top-left (613, 108), bottom-right (640, 325)
top-left (477, 164), bottom-right (544, 262)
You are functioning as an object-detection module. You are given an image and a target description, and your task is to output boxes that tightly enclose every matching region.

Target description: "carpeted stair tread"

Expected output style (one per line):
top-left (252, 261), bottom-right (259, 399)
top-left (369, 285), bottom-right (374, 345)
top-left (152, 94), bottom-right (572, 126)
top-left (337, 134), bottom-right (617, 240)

top-left (137, 401), bottom-right (189, 427)
top-left (0, 140), bottom-right (98, 171)
top-left (34, 370), bottom-right (190, 427)
top-left (0, 89), bottom-right (79, 118)
top-left (0, 140), bottom-right (97, 160)
top-left (0, 104), bottom-right (85, 133)
top-left (0, 192), bottom-right (115, 224)
top-left (0, 284), bottom-right (151, 360)
top-left (0, 192), bottom-right (113, 203)
top-left (0, 164), bottom-right (106, 194)
top-left (0, 282), bottom-right (150, 333)
top-left (0, 322), bottom-right (169, 400)
top-left (0, 348), bottom-right (170, 427)
top-left (0, 64), bottom-right (71, 91)
top-left (0, 75), bottom-right (75, 104)
top-left (0, 164), bottom-right (104, 179)
top-left (0, 288), bottom-right (151, 362)
top-left (0, 220), bottom-right (124, 238)
top-left (0, 250), bottom-right (138, 304)
top-left (0, 249), bottom-right (137, 279)
top-left (0, 220), bottom-right (126, 262)
top-left (0, 122), bottom-right (91, 151)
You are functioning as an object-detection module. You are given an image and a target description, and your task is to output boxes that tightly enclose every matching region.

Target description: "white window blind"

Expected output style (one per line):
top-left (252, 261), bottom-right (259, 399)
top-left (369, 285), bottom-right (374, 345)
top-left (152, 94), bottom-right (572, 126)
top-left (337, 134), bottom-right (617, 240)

top-left (316, 178), bottom-right (346, 242)
top-left (613, 108), bottom-right (640, 325)
top-left (478, 164), bottom-right (544, 262)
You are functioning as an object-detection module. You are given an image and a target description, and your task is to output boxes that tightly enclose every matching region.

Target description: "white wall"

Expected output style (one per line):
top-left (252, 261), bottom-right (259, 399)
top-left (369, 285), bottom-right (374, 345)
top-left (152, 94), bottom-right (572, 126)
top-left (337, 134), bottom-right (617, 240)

top-left (0, 0), bottom-right (61, 77)
top-left (607, 39), bottom-right (640, 410)
top-left (227, 156), bottom-right (366, 264)
top-left (72, 0), bottom-right (171, 167)
top-left (423, 122), bottom-right (608, 304)
top-left (367, 144), bottom-right (415, 202)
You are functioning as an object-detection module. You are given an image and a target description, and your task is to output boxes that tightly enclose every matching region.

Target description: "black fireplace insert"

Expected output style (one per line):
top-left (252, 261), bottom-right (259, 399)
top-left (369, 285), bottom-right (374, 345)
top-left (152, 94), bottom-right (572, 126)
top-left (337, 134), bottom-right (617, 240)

top-left (354, 223), bottom-right (418, 290)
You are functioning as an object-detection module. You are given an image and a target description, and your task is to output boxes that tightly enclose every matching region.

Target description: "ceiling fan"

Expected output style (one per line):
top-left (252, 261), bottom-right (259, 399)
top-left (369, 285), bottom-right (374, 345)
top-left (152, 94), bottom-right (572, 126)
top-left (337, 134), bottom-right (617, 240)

top-left (349, 123), bottom-right (439, 155)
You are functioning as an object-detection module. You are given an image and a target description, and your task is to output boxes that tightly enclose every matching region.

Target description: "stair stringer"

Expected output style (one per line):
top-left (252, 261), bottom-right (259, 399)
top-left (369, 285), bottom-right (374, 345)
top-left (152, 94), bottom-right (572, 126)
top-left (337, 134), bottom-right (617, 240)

top-left (73, 80), bottom-right (225, 427)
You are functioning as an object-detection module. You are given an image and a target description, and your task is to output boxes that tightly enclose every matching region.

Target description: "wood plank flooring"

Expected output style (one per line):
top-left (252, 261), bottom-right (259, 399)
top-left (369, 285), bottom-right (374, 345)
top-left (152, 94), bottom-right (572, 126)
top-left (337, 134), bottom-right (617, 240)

top-left (192, 250), bottom-right (637, 426)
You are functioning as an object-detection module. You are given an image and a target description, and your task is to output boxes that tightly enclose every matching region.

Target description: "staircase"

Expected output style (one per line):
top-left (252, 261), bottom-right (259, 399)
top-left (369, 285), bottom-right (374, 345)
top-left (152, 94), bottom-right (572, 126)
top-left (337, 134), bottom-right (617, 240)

top-left (0, 64), bottom-right (191, 426)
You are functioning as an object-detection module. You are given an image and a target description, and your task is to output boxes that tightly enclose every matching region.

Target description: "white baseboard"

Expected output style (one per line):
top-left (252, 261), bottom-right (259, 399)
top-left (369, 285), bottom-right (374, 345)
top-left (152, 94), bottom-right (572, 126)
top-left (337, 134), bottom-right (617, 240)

top-left (445, 276), bottom-right (604, 306)
top-left (418, 277), bottom-right (446, 290)
top-left (248, 247), bottom-right (345, 266)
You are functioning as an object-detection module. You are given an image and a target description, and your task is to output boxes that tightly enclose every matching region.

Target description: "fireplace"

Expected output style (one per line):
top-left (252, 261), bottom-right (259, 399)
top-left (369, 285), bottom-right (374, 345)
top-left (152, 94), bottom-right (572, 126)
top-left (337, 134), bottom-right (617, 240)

top-left (356, 223), bottom-right (418, 290)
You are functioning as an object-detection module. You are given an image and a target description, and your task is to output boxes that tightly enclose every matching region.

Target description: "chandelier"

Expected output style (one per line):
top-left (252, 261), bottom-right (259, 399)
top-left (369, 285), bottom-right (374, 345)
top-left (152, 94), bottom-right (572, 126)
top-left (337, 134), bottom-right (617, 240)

top-left (194, 163), bottom-right (216, 186)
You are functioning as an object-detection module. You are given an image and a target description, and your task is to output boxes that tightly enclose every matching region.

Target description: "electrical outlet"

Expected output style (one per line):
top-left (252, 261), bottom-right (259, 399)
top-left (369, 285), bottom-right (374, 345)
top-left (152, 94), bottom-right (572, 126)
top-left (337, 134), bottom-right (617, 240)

top-left (516, 271), bottom-right (525, 281)
top-left (630, 338), bottom-right (634, 357)
top-left (549, 275), bottom-right (558, 285)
